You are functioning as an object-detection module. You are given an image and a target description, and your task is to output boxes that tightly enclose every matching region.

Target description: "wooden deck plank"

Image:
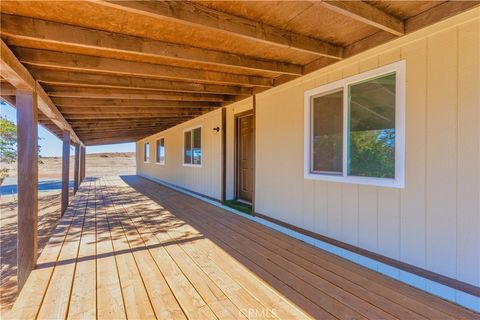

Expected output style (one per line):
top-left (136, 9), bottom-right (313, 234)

top-left (125, 175), bottom-right (479, 320)
top-left (181, 190), bottom-right (475, 319)
top-left (100, 177), bottom-right (221, 319)
top-left (117, 177), bottom-right (322, 320)
top-left (95, 179), bottom-right (127, 319)
top-left (135, 183), bottom-right (367, 320)
top-left (67, 180), bottom-right (97, 319)
top-left (103, 177), bottom-right (275, 320)
top-left (158, 190), bottom-right (432, 320)
top-left (7, 180), bottom-right (92, 320)
top-left (99, 177), bottom-right (187, 320)
top-left (9, 175), bottom-right (479, 320)
top-left (100, 179), bottom-right (157, 320)
top-left (35, 181), bottom-right (92, 319)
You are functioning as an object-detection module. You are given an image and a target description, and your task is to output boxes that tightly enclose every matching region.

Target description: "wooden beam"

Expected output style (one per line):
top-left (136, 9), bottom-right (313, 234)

top-left (80, 132), bottom-right (151, 140)
top-left (405, 1), bottom-right (480, 33)
top-left (63, 113), bottom-right (199, 120)
top-left (317, 1), bottom-right (404, 36)
top-left (85, 136), bottom-right (147, 146)
top-left (71, 122), bottom-right (170, 129)
top-left (1, 42), bottom-right (35, 90)
top-left (16, 48), bottom-right (273, 87)
top-left (0, 82), bottom-right (17, 96)
top-left (77, 128), bottom-right (163, 136)
top-left (73, 144), bottom-right (80, 194)
top-left (61, 131), bottom-right (70, 216)
top-left (52, 97), bottom-right (219, 108)
top-left (80, 146), bottom-right (86, 182)
top-left (16, 89), bottom-right (38, 291)
top-left (72, 125), bottom-right (175, 132)
top-left (0, 40), bottom-right (84, 146)
top-left (344, 1), bottom-right (480, 58)
top-left (1, 94), bottom-right (16, 106)
top-left (68, 117), bottom-right (195, 124)
top-left (31, 69), bottom-right (253, 96)
top-left (58, 106), bottom-right (209, 114)
top-left (92, 0), bottom-right (343, 58)
top-left (1, 13), bottom-right (302, 75)
top-left (221, 107), bottom-right (226, 202)
top-left (45, 86), bottom-right (231, 102)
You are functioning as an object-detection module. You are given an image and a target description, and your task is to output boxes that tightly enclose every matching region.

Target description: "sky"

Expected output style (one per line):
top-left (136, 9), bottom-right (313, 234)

top-left (1, 99), bottom-right (135, 157)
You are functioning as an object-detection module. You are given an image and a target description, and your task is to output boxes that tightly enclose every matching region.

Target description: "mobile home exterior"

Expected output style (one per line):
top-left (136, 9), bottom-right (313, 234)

top-left (136, 8), bottom-right (479, 309)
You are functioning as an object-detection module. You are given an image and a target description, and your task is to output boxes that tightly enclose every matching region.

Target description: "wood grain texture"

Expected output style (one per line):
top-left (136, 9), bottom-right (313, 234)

top-left (73, 144), bottom-right (79, 194)
top-left (91, 0), bottom-right (343, 58)
top-left (10, 175), bottom-right (478, 319)
top-left (16, 47), bottom-right (273, 87)
top-left (15, 89), bottom-right (38, 291)
top-left (61, 131), bottom-right (70, 215)
top-left (0, 13), bottom-right (302, 75)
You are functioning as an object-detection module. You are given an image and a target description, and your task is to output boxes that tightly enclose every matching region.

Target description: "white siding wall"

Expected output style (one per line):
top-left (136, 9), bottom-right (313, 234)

top-left (134, 8), bottom-right (480, 290)
top-left (137, 109), bottom-right (223, 200)
top-left (255, 9), bottom-right (480, 287)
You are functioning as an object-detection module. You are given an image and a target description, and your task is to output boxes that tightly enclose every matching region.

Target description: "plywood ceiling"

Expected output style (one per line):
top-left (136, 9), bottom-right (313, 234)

top-left (0, 0), bottom-right (477, 145)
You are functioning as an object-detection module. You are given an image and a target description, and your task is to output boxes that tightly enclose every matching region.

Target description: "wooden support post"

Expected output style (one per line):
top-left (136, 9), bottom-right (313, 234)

top-left (61, 131), bottom-right (70, 215)
top-left (221, 107), bottom-right (226, 202)
top-left (16, 89), bottom-right (38, 291)
top-left (73, 144), bottom-right (79, 194)
top-left (80, 146), bottom-right (86, 181)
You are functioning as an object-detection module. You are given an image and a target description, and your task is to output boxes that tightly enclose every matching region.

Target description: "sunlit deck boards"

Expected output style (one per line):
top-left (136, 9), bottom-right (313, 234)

top-left (8, 176), bottom-right (478, 319)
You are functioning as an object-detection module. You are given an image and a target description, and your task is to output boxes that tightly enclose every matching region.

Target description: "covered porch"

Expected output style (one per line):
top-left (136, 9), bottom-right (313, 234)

top-left (1, 1), bottom-right (480, 317)
top-left (8, 175), bottom-right (477, 319)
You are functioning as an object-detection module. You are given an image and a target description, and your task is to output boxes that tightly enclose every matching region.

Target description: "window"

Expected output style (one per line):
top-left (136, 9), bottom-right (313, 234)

top-left (156, 138), bottom-right (165, 164)
top-left (183, 127), bottom-right (202, 166)
top-left (304, 61), bottom-right (405, 187)
top-left (144, 142), bottom-right (150, 162)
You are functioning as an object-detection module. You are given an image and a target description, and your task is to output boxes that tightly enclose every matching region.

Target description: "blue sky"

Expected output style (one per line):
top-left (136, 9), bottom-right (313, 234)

top-left (1, 99), bottom-right (135, 157)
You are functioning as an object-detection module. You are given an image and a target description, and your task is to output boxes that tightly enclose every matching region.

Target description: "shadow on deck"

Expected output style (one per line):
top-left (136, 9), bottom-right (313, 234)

top-left (7, 175), bottom-right (478, 319)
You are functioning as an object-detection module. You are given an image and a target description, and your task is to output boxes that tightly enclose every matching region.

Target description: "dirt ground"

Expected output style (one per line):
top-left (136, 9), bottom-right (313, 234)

top-left (3, 152), bottom-right (136, 180)
top-left (0, 152), bottom-right (136, 314)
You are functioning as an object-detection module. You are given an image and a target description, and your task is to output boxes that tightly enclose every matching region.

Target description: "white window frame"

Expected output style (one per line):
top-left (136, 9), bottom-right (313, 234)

top-left (182, 125), bottom-right (202, 168)
top-left (304, 60), bottom-right (405, 188)
top-left (155, 137), bottom-right (165, 165)
top-left (143, 142), bottom-right (150, 163)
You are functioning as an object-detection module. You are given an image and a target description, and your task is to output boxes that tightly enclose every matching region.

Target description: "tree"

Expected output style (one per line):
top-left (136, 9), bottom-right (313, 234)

top-left (349, 129), bottom-right (395, 178)
top-left (0, 116), bottom-right (17, 185)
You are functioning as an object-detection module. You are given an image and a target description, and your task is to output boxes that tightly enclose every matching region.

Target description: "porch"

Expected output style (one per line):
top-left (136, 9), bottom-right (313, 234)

top-left (8, 175), bottom-right (476, 319)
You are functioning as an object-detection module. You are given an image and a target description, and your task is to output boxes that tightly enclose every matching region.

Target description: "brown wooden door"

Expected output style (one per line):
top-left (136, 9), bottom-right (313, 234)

top-left (237, 114), bottom-right (254, 203)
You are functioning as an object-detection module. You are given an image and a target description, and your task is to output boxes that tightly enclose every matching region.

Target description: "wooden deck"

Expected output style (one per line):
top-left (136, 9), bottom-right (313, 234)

top-left (8, 175), bottom-right (478, 320)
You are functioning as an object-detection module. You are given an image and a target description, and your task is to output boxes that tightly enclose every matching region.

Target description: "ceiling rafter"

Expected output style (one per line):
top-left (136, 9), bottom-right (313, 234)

top-left (316, 1), bottom-right (404, 36)
top-left (89, 0), bottom-right (343, 59)
top-left (51, 97), bottom-right (219, 108)
top-left (15, 48), bottom-right (273, 88)
top-left (0, 13), bottom-right (303, 76)
top-left (45, 86), bottom-right (232, 102)
top-left (30, 69), bottom-right (252, 96)
top-left (0, 40), bottom-right (83, 146)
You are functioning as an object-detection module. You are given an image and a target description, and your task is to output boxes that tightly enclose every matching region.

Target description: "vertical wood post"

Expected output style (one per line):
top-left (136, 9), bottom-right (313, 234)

top-left (251, 94), bottom-right (256, 216)
top-left (80, 146), bottom-right (86, 181)
top-left (16, 89), bottom-right (38, 291)
top-left (61, 131), bottom-right (70, 215)
top-left (73, 144), bottom-right (79, 194)
top-left (221, 107), bottom-right (226, 202)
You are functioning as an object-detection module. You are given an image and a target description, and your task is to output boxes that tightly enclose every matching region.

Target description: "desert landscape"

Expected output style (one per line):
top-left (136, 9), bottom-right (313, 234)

top-left (0, 152), bottom-right (136, 313)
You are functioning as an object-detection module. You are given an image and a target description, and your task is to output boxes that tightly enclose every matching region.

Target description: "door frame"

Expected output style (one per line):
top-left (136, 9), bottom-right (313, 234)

top-left (234, 110), bottom-right (255, 204)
